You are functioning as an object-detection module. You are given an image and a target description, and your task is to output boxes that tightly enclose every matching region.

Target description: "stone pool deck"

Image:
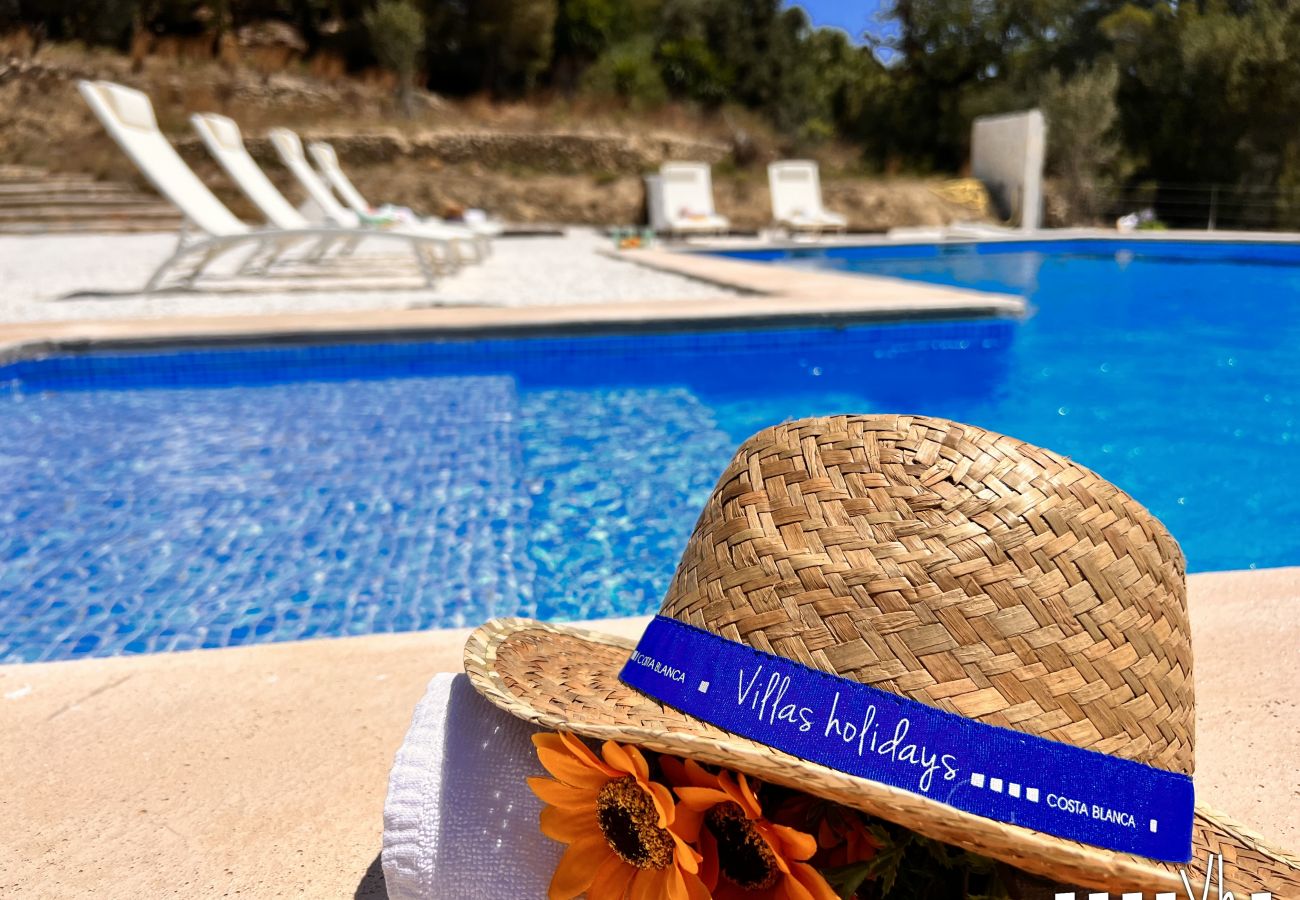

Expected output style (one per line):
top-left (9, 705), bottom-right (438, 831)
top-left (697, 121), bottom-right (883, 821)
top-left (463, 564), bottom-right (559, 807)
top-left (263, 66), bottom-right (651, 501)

top-left (0, 229), bottom-right (1021, 362)
top-left (2, 567), bottom-right (1297, 898)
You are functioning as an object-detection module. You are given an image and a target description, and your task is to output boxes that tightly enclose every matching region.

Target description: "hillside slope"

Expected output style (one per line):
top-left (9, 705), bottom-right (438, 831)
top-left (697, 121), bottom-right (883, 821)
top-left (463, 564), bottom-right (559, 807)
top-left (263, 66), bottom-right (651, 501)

top-left (0, 48), bottom-right (993, 230)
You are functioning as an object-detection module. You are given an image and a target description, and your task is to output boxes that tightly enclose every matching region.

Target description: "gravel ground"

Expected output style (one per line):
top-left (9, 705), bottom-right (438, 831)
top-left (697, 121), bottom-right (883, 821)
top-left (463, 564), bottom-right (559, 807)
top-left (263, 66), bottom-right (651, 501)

top-left (0, 229), bottom-right (735, 323)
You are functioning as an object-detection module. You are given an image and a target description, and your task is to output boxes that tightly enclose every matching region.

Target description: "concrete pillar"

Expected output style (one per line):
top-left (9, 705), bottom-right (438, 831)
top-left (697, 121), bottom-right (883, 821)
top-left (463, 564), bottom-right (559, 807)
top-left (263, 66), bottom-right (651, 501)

top-left (970, 110), bottom-right (1045, 230)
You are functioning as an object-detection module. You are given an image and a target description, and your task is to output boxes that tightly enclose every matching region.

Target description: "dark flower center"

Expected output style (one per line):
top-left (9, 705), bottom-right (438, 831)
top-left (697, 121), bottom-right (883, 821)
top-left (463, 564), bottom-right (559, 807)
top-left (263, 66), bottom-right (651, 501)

top-left (707, 801), bottom-right (780, 890)
top-left (596, 776), bottom-right (675, 869)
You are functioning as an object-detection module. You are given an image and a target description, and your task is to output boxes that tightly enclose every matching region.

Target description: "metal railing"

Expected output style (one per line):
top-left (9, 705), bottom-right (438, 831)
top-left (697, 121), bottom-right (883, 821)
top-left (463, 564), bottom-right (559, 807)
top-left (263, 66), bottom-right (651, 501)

top-left (1080, 180), bottom-right (1300, 232)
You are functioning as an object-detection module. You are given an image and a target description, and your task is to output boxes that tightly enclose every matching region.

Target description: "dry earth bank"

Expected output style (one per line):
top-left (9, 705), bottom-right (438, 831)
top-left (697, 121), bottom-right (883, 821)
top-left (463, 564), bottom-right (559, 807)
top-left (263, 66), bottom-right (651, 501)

top-left (1, 50), bottom-right (993, 230)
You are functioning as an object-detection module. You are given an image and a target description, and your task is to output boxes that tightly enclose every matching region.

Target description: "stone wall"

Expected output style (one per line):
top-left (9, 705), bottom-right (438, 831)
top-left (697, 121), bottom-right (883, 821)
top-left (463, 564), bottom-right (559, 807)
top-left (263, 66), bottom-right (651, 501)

top-left (174, 129), bottom-right (730, 174)
top-left (225, 158), bottom-right (994, 230)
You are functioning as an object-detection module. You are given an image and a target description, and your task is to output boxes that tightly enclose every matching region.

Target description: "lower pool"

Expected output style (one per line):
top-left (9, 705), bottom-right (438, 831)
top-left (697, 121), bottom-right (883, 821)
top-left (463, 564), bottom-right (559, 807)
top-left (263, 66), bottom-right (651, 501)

top-left (3, 239), bottom-right (1298, 662)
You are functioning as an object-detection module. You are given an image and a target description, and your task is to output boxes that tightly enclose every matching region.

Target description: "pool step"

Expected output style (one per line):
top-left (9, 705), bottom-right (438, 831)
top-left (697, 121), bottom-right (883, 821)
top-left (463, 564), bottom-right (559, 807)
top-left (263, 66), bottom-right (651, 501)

top-left (0, 164), bottom-right (182, 234)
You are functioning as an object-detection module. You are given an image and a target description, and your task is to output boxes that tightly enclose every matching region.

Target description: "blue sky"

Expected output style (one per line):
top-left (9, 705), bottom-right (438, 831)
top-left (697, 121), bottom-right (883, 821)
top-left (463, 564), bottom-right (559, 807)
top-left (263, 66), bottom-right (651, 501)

top-left (787, 0), bottom-right (886, 44)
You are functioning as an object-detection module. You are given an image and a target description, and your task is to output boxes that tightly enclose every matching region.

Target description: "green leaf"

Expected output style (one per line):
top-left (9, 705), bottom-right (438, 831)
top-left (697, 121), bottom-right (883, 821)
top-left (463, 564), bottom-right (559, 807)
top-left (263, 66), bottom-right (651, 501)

top-left (870, 838), bottom-right (910, 898)
top-left (820, 860), bottom-right (876, 900)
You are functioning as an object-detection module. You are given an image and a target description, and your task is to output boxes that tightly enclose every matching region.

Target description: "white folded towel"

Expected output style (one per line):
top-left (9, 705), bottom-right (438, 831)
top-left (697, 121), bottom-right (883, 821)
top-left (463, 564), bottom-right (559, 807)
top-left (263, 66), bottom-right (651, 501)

top-left (382, 673), bottom-right (564, 900)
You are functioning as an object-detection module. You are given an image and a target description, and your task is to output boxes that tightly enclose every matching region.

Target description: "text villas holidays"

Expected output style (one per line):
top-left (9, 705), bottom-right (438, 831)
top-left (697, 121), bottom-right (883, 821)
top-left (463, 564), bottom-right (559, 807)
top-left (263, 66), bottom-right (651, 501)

top-left (734, 664), bottom-right (958, 793)
top-left (732, 664), bottom-right (1139, 830)
top-left (631, 655), bottom-right (1143, 828)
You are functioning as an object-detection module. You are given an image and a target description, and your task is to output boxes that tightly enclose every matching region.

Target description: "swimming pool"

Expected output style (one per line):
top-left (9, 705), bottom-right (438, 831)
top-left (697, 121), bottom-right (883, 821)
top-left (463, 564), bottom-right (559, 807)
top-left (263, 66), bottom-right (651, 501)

top-left (3, 238), bottom-right (1298, 662)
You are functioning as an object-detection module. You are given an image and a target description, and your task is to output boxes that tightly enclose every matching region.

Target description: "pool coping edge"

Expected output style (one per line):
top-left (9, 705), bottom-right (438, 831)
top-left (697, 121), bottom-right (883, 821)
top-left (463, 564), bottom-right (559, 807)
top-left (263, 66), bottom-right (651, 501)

top-left (0, 249), bottom-right (1025, 364)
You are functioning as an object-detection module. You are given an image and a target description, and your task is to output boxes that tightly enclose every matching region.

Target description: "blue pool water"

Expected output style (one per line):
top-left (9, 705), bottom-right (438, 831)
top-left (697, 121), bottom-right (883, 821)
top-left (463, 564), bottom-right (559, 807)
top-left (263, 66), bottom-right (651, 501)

top-left (3, 238), bottom-right (1299, 662)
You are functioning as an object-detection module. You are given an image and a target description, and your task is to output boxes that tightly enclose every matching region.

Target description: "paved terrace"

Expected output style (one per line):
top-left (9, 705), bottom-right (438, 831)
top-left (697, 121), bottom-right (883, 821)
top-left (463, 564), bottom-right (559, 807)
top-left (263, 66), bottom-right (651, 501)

top-left (0, 229), bottom-right (1021, 359)
top-left (2, 568), bottom-right (1297, 898)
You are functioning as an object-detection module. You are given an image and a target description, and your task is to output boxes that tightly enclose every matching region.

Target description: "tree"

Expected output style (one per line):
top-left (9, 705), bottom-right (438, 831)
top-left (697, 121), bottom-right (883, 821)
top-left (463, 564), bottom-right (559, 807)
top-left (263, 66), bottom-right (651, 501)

top-left (654, 0), bottom-right (732, 106)
top-left (552, 0), bottom-right (660, 91)
top-left (422, 0), bottom-right (557, 96)
top-left (581, 35), bottom-right (668, 107)
top-left (365, 0), bottom-right (423, 116)
top-left (1040, 63), bottom-right (1121, 222)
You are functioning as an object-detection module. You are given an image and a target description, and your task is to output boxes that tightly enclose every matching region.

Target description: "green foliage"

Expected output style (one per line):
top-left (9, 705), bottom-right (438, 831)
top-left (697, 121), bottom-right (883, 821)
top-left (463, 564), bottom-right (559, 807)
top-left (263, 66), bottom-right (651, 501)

top-left (554, 0), bottom-right (617, 61)
top-left (364, 0), bottom-right (422, 115)
top-left (1041, 62), bottom-right (1121, 222)
top-left (655, 34), bottom-right (730, 106)
top-left (364, 0), bottom-right (421, 79)
top-left (581, 36), bottom-right (668, 108)
top-left (422, 0), bottom-right (558, 95)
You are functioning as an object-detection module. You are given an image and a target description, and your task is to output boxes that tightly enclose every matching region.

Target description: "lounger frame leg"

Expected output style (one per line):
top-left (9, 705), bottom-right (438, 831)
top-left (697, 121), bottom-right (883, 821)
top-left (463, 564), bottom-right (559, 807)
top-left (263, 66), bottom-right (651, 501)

top-left (144, 219), bottom-right (205, 292)
top-left (304, 234), bottom-right (340, 263)
top-left (250, 237), bottom-right (297, 275)
top-left (411, 241), bottom-right (437, 287)
top-left (144, 224), bottom-right (450, 293)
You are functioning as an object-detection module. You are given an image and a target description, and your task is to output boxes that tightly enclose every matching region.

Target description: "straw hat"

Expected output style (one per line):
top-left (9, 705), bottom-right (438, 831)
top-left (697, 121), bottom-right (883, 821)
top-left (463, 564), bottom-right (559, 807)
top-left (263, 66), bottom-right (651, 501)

top-left (465, 414), bottom-right (1300, 896)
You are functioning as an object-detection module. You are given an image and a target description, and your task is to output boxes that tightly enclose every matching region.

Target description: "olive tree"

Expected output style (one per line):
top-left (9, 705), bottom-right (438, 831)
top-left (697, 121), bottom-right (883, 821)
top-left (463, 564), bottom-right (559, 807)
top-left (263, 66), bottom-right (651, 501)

top-left (364, 0), bottom-right (424, 117)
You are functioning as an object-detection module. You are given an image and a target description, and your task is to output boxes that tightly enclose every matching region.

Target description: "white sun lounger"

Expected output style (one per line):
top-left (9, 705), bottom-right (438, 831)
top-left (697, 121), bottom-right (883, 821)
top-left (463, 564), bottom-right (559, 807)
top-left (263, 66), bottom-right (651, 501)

top-left (658, 162), bottom-right (729, 237)
top-left (191, 111), bottom-right (474, 270)
top-left (306, 140), bottom-right (504, 240)
top-left (768, 160), bottom-right (847, 235)
top-left (266, 127), bottom-right (485, 261)
top-left (79, 80), bottom-right (449, 290)
top-left (187, 112), bottom-right (308, 233)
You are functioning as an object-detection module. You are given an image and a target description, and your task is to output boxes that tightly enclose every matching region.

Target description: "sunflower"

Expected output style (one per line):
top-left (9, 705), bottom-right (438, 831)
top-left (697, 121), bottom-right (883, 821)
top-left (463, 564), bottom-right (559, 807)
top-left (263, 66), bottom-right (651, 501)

top-left (663, 757), bottom-right (839, 900)
top-left (772, 794), bottom-right (880, 870)
top-left (528, 732), bottom-right (709, 900)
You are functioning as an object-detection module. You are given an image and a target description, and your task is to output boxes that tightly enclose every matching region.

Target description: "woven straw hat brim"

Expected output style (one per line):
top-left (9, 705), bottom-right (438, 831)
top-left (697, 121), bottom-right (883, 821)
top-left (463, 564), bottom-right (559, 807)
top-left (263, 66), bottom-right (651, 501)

top-left (464, 617), bottom-right (1300, 898)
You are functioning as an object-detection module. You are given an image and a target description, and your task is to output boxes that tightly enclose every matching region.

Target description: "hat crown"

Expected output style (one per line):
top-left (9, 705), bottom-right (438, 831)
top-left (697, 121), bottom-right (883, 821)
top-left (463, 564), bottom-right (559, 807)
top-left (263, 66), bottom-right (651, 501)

top-left (659, 415), bottom-right (1193, 775)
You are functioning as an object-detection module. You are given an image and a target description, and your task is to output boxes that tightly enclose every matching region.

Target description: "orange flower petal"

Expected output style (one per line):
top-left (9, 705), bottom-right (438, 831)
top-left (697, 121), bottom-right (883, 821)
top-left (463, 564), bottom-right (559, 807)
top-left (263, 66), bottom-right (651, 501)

top-left (711, 770), bottom-right (761, 818)
top-left (766, 834), bottom-right (794, 875)
top-left (629, 865), bottom-right (669, 900)
top-left (670, 829), bottom-right (701, 875)
top-left (698, 826), bottom-right (720, 891)
top-left (715, 770), bottom-right (748, 810)
top-left (662, 756), bottom-right (714, 789)
top-left (533, 733), bottom-right (597, 770)
top-left (642, 780), bottom-right (677, 828)
top-left (675, 786), bottom-right (734, 810)
top-left (601, 741), bottom-right (651, 781)
top-left (539, 802), bottom-right (594, 843)
top-left (776, 870), bottom-right (816, 900)
top-left (768, 823), bottom-right (818, 861)
top-left (587, 852), bottom-right (634, 900)
top-left (548, 834), bottom-right (606, 900)
top-left (788, 861), bottom-right (841, 900)
top-left (664, 863), bottom-right (693, 900)
top-left (683, 868), bottom-right (712, 900)
top-left (528, 776), bottom-right (599, 810)
top-left (557, 731), bottom-right (621, 775)
top-left (658, 755), bottom-right (689, 787)
top-left (734, 772), bottom-right (765, 818)
top-left (536, 745), bottom-right (617, 789)
top-left (672, 803), bottom-right (705, 843)
top-left (685, 759), bottom-right (715, 785)
top-left (535, 732), bottom-right (620, 778)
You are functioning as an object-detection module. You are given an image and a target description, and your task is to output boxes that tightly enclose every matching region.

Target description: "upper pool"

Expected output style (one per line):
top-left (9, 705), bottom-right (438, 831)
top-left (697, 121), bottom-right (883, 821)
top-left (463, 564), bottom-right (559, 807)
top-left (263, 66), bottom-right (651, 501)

top-left (3, 238), bottom-right (1299, 662)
